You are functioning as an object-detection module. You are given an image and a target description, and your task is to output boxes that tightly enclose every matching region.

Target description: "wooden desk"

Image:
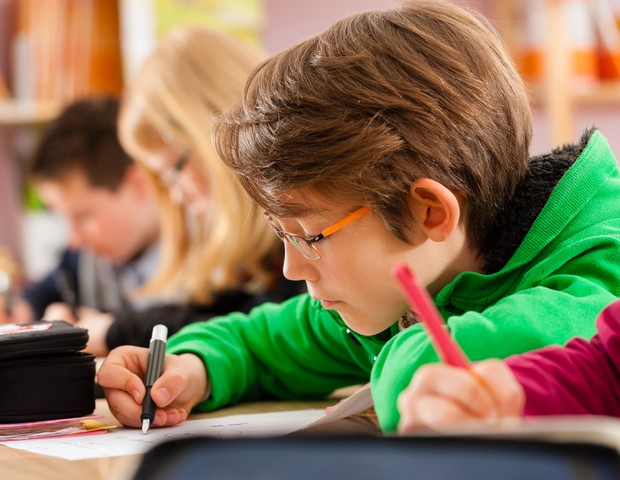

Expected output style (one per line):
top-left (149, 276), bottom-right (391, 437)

top-left (0, 398), bottom-right (333, 480)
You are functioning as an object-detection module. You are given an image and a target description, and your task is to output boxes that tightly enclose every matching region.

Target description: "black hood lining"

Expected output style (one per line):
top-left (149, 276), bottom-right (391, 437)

top-left (482, 128), bottom-right (596, 274)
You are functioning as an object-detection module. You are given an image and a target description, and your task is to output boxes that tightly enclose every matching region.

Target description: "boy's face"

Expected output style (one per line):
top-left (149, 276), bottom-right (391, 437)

top-left (36, 169), bottom-right (155, 263)
top-left (271, 195), bottom-right (432, 336)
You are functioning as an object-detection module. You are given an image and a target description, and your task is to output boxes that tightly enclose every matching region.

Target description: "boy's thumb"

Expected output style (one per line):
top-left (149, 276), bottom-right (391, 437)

top-left (152, 386), bottom-right (172, 406)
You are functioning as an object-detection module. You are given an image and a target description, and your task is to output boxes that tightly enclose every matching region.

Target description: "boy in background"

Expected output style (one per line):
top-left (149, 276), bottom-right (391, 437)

top-left (1, 96), bottom-right (162, 326)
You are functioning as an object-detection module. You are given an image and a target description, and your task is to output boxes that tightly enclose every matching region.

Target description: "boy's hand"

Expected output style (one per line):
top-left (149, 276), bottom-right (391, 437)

top-left (0, 299), bottom-right (34, 324)
top-left (97, 346), bottom-right (209, 429)
top-left (0, 296), bottom-right (9, 324)
top-left (397, 360), bottom-right (525, 433)
top-left (73, 307), bottom-right (114, 356)
top-left (43, 302), bottom-right (78, 324)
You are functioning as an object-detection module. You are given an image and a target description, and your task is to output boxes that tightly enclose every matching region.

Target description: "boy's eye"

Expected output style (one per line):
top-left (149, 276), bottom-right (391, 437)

top-left (73, 211), bottom-right (93, 223)
top-left (309, 235), bottom-right (328, 244)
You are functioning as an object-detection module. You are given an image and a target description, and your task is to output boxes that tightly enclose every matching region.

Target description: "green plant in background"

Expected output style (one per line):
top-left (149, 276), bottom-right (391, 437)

top-left (155, 0), bottom-right (264, 46)
top-left (23, 182), bottom-right (45, 211)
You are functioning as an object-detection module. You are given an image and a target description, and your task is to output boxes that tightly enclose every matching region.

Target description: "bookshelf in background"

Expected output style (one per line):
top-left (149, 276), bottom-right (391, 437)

top-left (9, 0), bottom-right (123, 111)
top-left (0, 0), bottom-right (124, 269)
top-left (492, 0), bottom-right (620, 146)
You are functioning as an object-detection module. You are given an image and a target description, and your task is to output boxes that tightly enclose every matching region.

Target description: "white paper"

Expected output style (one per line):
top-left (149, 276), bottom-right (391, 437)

top-left (0, 409), bottom-right (326, 460)
top-left (300, 383), bottom-right (373, 429)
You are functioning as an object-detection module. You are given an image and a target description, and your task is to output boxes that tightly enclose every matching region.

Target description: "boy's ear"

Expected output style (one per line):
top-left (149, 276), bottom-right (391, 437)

top-left (409, 178), bottom-right (461, 242)
top-left (123, 164), bottom-right (151, 197)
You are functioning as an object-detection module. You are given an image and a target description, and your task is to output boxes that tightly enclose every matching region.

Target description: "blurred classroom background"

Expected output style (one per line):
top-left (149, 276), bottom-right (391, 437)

top-left (0, 0), bottom-right (619, 286)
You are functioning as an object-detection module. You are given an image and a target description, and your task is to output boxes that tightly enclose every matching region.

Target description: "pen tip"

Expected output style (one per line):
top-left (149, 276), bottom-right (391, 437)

top-left (142, 419), bottom-right (150, 435)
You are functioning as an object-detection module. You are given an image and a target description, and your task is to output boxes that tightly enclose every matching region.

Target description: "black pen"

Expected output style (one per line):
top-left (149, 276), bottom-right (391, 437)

top-left (141, 324), bottom-right (168, 434)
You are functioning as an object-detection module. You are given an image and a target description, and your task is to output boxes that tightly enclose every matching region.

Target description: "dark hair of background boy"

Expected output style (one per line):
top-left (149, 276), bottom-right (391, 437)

top-left (30, 95), bottom-right (132, 191)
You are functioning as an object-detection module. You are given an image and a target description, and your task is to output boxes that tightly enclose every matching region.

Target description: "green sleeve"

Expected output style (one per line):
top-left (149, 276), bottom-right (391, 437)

top-left (372, 272), bottom-right (614, 432)
top-left (166, 293), bottom-right (373, 411)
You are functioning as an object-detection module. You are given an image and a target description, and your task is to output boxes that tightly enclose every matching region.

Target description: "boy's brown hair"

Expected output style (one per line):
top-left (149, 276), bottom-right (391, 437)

top-left (214, 0), bottom-right (532, 253)
top-left (30, 95), bottom-right (132, 191)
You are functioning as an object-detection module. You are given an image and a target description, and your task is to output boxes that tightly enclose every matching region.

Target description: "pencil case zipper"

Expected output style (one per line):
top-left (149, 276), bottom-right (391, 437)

top-left (0, 345), bottom-right (90, 362)
top-left (0, 351), bottom-right (95, 366)
top-left (0, 322), bottom-right (89, 361)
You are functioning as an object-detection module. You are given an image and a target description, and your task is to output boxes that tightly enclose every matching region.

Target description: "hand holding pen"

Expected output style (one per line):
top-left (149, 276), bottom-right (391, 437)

top-left (97, 339), bottom-right (209, 430)
top-left (393, 263), bottom-right (525, 432)
top-left (142, 324), bottom-right (168, 434)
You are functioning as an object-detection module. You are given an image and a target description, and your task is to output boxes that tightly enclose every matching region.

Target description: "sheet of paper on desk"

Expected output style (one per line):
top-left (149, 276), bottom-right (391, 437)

top-left (0, 383), bottom-right (379, 460)
top-left (0, 409), bottom-right (328, 460)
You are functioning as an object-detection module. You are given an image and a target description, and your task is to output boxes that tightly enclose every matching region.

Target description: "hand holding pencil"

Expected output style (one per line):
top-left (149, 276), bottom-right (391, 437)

top-left (393, 263), bottom-right (525, 433)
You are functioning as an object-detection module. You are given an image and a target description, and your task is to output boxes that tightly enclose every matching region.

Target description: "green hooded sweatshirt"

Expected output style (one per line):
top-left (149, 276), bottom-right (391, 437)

top-left (168, 130), bottom-right (620, 432)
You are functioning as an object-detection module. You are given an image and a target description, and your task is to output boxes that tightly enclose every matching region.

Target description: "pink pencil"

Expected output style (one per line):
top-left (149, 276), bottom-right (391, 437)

top-left (393, 263), bottom-right (470, 368)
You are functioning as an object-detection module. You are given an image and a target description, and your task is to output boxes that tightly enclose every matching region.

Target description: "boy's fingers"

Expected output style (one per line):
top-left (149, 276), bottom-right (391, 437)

top-left (97, 347), bottom-right (149, 401)
top-left (398, 363), bottom-right (501, 432)
top-left (151, 361), bottom-right (194, 408)
top-left (97, 362), bottom-right (143, 400)
top-left (473, 361), bottom-right (525, 417)
top-left (104, 388), bottom-right (145, 428)
top-left (105, 384), bottom-right (184, 429)
top-left (151, 373), bottom-right (182, 407)
top-left (414, 364), bottom-right (496, 418)
top-left (160, 408), bottom-right (189, 427)
top-left (99, 364), bottom-right (142, 395)
top-left (97, 347), bottom-right (195, 430)
top-left (397, 387), bottom-right (426, 432)
top-left (399, 395), bottom-right (478, 432)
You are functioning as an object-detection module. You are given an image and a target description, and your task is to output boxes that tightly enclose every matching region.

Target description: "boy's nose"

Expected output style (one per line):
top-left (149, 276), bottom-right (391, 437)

top-left (282, 243), bottom-right (318, 283)
top-left (67, 229), bottom-right (84, 250)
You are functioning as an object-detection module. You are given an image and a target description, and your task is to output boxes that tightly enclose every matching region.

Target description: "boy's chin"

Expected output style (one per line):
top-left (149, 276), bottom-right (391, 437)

top-left (341, 316), bottom-right (386, 337)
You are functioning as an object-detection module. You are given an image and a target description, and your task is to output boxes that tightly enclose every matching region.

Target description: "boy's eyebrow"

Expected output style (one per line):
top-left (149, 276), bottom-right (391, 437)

top-left (270, 205), bottom-right (336, 221)
top-left (268, 202), bottom-right (330, 218)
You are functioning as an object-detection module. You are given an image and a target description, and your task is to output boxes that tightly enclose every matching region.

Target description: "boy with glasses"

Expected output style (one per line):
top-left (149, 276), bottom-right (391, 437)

top-left (97, 0), bottom-right (620, 432)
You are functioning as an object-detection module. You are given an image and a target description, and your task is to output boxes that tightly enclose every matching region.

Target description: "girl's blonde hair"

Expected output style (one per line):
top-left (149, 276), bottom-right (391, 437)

top-left (119, 26), bottom-right (281, 304)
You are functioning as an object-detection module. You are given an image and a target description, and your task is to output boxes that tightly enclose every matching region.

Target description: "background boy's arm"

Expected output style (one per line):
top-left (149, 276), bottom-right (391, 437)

top-left (19, 249), bottom-right (79, 321)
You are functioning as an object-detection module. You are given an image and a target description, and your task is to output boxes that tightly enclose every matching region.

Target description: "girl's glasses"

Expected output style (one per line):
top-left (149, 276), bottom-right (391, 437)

top-left (160, 150), bottom-right (191, 188)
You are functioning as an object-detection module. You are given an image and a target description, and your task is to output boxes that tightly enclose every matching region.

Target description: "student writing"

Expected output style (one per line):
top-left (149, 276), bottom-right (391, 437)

top-left (97, 0), bottom-right (620, 432)
top-left (398, 298), bottom-right (620, 432)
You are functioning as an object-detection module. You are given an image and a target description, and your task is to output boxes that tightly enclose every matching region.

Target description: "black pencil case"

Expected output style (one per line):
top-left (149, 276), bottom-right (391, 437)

top-left (0, 320), bottom-right (96, 423)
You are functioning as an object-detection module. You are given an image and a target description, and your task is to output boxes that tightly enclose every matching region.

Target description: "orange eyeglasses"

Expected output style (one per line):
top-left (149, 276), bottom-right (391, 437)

top-left (263, 206), bottom-right (371, 260)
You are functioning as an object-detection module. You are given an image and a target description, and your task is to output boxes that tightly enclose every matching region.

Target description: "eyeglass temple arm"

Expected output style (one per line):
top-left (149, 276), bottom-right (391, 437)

top-left (321, 206), bottom-right (371, 237)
